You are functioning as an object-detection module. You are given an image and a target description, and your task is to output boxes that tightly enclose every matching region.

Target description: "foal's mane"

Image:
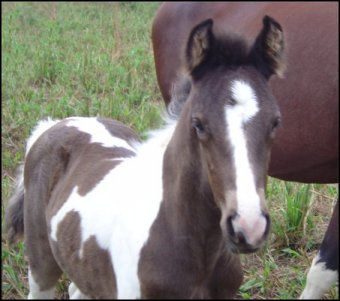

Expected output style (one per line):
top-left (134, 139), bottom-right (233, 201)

top-left (166, 76), bottom-right (191, 121)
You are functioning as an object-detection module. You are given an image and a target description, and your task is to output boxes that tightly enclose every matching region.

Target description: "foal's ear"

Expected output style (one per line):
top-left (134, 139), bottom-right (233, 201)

top-left (250, 15), bottom-right (285, 79)
top-left (186, 19), bottom-right (214, 75)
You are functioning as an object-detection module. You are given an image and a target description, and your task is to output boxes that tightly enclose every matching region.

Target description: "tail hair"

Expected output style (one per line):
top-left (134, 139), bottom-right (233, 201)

top-left (6, 165), bottom-right (25, 244)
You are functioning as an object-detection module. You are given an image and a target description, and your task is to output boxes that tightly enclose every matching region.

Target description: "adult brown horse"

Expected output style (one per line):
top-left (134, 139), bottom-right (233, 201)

top-left (151, 2), bottom-right (338, 299)
top-left (152, 2), bottom-right (338, 184)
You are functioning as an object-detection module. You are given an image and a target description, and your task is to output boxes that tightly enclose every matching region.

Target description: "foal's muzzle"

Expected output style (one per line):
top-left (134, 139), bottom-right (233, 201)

top-left (226, 211), bottom-right (270, 253)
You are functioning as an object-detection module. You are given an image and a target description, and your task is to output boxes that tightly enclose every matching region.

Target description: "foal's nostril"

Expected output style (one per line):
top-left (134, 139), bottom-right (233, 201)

top-left (227, 210), bottom-right (270, 248)
top-left (227, 214), bottom-right (247, 245)
top-left (226, 212), bottom-right (237, 238)
top-left (263, 211), bottom-right (271, 237)
top-left (235, 230), bottom-right (247, 245)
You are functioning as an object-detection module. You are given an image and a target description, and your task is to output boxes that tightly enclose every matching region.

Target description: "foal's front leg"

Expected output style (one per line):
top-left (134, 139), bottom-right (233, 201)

top-left (208, 252), bottom-right (243, 299)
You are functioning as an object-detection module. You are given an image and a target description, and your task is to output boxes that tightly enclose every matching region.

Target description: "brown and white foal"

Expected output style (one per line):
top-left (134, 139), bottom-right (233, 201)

top-left (6, 16), bottom-right (284, 299)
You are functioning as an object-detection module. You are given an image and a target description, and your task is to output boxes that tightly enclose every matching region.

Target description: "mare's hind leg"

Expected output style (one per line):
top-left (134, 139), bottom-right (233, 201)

top-left (300, 200), bottom-right (339, 299)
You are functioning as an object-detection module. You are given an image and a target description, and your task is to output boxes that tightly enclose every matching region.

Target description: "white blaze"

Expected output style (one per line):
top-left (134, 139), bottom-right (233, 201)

top-left (225, 80), bottom-right (264, 245)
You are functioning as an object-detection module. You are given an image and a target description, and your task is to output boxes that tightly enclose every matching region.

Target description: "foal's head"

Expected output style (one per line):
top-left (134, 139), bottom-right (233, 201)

top-left (177, 16), bottom-right (284, 253)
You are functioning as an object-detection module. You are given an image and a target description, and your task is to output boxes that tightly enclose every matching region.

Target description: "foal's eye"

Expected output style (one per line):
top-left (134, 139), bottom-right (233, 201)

top-left (192, 117), bottom-right (207, 138)
top-left (229, 97), bottom-right (237, 106)
top-left (271, 117), bottom-right (281, 130)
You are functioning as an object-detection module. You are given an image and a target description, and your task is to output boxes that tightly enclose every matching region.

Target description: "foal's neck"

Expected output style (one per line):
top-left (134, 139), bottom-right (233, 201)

top-left (137, 126), bottom-right (227, 297)
top-left (162, 126), bottom-right (222, 243)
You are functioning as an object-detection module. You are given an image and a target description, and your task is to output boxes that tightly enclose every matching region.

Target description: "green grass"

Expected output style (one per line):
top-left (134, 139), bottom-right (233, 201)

top-left (2, 2), bottom-right (162, 154)
top-left (237, 180), bottom-right (338, 299)
top-left (269, 181), bottom-right (314, 248)
top-left (1, 2), bottom-right (338, 299)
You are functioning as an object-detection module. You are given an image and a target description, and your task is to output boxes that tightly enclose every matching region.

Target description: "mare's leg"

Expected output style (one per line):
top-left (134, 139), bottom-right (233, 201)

top-left (300, 200), bottom-right (339, 299)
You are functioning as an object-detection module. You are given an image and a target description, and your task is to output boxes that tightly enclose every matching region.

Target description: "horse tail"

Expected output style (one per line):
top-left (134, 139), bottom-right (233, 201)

top-left (6, 117), bottom-right (59, 244)
top-left (6, 165), bottom-right (25, 244)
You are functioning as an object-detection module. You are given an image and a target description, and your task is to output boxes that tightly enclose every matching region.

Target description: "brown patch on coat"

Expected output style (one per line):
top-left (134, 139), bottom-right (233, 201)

top-left (50, 211), bottom-right (117, 298)
top-left (97, 117), bottom-right (140, 144)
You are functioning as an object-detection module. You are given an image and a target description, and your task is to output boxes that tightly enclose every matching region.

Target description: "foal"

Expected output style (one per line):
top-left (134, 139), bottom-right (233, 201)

top-left (6, 16), bottom-right (284, 299)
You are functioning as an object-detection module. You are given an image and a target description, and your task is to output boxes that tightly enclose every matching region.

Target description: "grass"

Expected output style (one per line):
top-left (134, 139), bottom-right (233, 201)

top-left (236, 180), bottom-right (338, 299)
top-left (270, 181), bottom-right (314, 248)
top-left (1, 2), bottom-right (338, 299)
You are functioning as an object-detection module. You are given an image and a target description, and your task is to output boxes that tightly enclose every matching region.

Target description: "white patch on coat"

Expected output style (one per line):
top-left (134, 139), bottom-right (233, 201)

top-left (68, 282), bottom-right (90, 299)
top-left (300, 252), bottom-right (338, 299)
top-left (50, 119), bottom-right (177, 299)
top-left (225, 80), bottom-right (266, 245)
top-left (65, 117), bottom-right (136, 152)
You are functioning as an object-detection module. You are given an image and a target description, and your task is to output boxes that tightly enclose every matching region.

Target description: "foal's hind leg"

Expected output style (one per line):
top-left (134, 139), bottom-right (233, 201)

top-left (24, 197), bottom-right (63, 298)
top-left (68, 282), bottom-right (90, 299)
top-left (25, 234), bottom-right (63, 299)
top-left (27, 269), bottom-right (55, 299)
